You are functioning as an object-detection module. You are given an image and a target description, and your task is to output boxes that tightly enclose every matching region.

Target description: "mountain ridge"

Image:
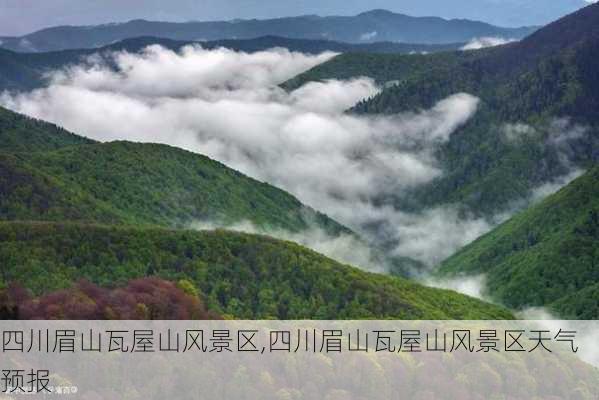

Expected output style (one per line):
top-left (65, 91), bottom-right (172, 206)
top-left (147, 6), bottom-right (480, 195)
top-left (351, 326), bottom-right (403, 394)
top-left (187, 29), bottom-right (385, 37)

top-left (0, 220), bottom-right (514, 319)
top-left (0, 83), bottom-right (515, 320)
top-left (437, 166), bottom-right (599, 318)
top-left (340, 3), bottom-right (599, 218)
top-left (0, 105), bottom-right (349, 235)
top-left (0, 35), bottom-right (462, 93)
top-left (0, 10), bottom-right (536, 52)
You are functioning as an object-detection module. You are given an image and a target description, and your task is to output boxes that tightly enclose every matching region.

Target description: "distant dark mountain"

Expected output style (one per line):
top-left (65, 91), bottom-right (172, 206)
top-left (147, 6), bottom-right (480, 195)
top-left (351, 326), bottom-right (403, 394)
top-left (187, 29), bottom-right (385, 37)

top-left (0, 10), bottom-right (536, 52)
top-left (347, 0), bottom-right (589, 28)
top-left (0, 35), bottom-right (461, 93)
top-left (355, 2), bottom-right (599, 122)
top-left (202, 35), bottom-right (462, 54)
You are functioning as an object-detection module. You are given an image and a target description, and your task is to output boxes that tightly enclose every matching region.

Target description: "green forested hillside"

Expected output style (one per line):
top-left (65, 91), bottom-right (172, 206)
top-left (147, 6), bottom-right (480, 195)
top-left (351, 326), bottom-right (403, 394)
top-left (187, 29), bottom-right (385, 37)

top-left (0, 105), bottom-right (515, 319)
top-left (0, 152), bottom-right (130, 223)
top-left (353, 3), bottom-right (599, 118)
top-left (287, 3), bottom-right (599, 219)
top-left (282, 51), bottom-right (465, 90)
top-left (0, 221), bottom-right (513, 319)
top-left (281, 4), bottom-right (599, 319)
top-left (355, 4), bottom-right (599, 217)
top-left (0, 107), bottom-right (347, 234)
top-left (15, 141), bottom-right (346, 232)
top-left (0, 106), bottom-right (92, 152)
top-left (438, 167), bottom-right (599, 318)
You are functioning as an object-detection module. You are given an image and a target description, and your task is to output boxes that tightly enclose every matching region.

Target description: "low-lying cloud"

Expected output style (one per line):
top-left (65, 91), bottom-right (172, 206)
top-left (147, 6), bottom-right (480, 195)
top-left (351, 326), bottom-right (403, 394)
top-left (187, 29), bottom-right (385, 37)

top-left (386, 206), bottom-right (491, 267)
top-left (425, 274), bottom-right (488, 300)
top-left (460, 36), bottom-right (516, 50)
top-left (1, 44), bottom-right (483, 269)
top-left (359, 31), bottom-right (378, 41)
top-left (190, 220), bottom-right (385, 273)
top-left (502, 118), bottom-right (588, 203)
top-left (530, 169), bottom-right (583, 202)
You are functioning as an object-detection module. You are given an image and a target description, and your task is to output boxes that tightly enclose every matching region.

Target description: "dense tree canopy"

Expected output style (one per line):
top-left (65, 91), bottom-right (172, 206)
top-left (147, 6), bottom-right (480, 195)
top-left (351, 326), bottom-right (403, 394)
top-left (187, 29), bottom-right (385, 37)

top-left (438, 167), bottom-right (599, 318)
top-left (0, 221), bottom-right (513, 319)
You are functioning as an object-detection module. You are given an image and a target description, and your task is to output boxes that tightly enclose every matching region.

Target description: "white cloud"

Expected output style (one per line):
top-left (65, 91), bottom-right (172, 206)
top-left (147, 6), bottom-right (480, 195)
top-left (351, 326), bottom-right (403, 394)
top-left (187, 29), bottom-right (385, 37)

top-left (18, 38), bottom-right (36, 51)
top-left (359, 31), bottom-right (378, 41)
top-left (190, 220), bottom-right (385, 273)
top-left (390, 207), bottom-right (491, 267)
top-left (547, 117), bottom-right (587, 148)
top-left (500, 119), bottom-right (588, 204)
top-left (460, 37), bottom-right (516, 50)
top-left (424, 275), bottom-right (488, 300)
top-left (530, 169), bottom-right (583, 202)
top-left (502, 122), bottom-right (537, 143)
top-left (1, 44), bottom-right (481, 269)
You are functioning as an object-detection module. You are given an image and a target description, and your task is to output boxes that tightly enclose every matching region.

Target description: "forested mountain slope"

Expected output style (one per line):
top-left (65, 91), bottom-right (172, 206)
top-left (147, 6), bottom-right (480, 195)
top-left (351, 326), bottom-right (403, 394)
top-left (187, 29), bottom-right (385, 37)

top-left (281, 51), bottom-right (466, 90)
top-left (353, 2), bottom-right (599, 119)
top-left (0, 221), bottom-right (514, 319)
top-left (438, 166), bottom-right (599, 318)
top-left (0, 106), bottom-right (347, 234)
top-left (0, 101), bottom-right (515, 320)
top-left (288, 3), bottom-right (599, 218)
top-left (0, 106), bottom-right (92, 152)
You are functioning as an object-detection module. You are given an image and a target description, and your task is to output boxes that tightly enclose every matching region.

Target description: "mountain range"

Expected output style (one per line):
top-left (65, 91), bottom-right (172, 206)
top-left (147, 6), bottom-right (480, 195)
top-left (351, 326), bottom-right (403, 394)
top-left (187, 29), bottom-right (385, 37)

top-left (0, 10), bottom-right (536, 53)
top-left (291, 2), bottom-right (599, 218)
top-left (282, 2), bottom-right (599, 316)
top-left (0, 105), bottom-right (511, 319)
top-left (1, 3), bottom-right (599, 319)
top-left (0, 36), bottom-right (461, 93)
top-left (354, 0), bottom-right (591, 28)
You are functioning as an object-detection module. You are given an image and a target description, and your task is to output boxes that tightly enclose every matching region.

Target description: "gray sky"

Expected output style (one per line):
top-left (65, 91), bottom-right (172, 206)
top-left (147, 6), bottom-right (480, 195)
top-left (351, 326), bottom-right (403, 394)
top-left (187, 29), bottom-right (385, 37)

top-left (0, 0), bottom-right (594, 36)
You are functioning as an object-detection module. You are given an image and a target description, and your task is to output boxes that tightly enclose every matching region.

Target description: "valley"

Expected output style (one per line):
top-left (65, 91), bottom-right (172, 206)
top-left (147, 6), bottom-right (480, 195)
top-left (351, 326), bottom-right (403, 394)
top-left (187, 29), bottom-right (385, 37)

top-left (0, 2), bottom-right (598, 320)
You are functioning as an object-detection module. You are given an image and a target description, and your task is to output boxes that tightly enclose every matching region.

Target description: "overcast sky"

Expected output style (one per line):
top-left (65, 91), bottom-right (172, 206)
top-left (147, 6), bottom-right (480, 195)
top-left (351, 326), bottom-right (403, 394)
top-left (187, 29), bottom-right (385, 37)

top-left (0, 0), bottom-right (595, 36)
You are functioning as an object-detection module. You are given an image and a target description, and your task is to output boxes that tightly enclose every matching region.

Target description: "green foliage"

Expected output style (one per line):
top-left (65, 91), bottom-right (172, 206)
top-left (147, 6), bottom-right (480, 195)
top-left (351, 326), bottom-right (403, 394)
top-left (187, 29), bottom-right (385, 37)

top-left (282, 51), bottom-right (466, 91)
top-left (0, 221), bottom-right (514, 319)
top-left (0, 105), bottom-right (512, 320)
top-left (353, 34), bottom-right (599, 218)
top-left (282, 4), bottom-right (599, 317)
top-left (438, 167), bottom-right (599, 318)
top-left (14, 141), bottom-right (347, 233)
top-left (553, 283), bottom-right (599, 319)
top-left (0, 107), bottom-right (348, 234)
top-left (0, 152), bottom-right (128, 223)
top-left (285, 4), bottom-right (599, 219)
top-left (0, 106), bottom-right (92, 152)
